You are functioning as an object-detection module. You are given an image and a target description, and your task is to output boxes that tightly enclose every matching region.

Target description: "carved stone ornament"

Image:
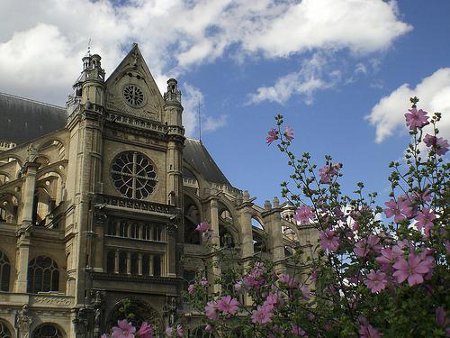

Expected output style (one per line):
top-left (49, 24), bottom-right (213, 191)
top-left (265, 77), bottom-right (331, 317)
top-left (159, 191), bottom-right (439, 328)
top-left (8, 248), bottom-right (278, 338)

top-left (15, 305), bottom-right (32, 338)
top-left (26, 144), bottom-right (38, 163)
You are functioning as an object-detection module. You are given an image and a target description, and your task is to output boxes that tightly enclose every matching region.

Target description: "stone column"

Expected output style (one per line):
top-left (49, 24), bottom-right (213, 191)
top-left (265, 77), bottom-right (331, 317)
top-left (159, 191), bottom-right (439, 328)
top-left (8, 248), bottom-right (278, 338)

top-left (237, 191), bottom-right (255, 305)
top-left (208, 197), bottom-right (221, 294)
top-left (149, 255), bottom-right (154, 276)
top-left (15, 229), bottom-right (31, 293)
top-left (138, 254), bottom-right (143, 275)
top-left (263, 198), bottom-right (286, 274)
top-left (19, 163), bottom-right (39, 224)
top-left (126, 252), bottom-right (131, 274)
top-left (115, 220), bottom-right (120, 236)
top-left (16, 165), bottom-right (37, 292)
top-left (114, 250), bottom-right (119, 274)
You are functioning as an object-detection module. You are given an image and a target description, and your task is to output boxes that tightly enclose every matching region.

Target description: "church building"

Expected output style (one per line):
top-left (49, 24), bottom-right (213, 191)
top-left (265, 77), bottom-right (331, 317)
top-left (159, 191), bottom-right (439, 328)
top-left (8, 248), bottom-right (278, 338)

top-left (0, 44), bottom-right (316, 338)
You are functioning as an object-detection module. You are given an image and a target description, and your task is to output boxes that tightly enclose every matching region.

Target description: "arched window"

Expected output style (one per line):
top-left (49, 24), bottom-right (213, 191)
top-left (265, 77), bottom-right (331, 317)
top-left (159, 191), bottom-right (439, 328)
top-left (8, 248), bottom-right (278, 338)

top-left (153, 255), bottom-right (161, 277)
top-left (107, 221), bottom-right (116, 236)
top-left (130, 223), bottom-right (138, 239)
top-left (119, 252), bottom-right (127, 274)
top-left (153, 226), bottom-right (162, 241)
top-left (0, 208), bottom-right (6, 222)
top-left (0, 251), bottom-right (10, 291)
top-left (131, 253), bottom-right (139, 274)
top-left (119, 221), bottom-right (128, 237)
top-left (106, 251), bottom-right (115, 273)
top-left (142, 225), bottom-right (151, 240)
top-left (0, 320), bottom-right (12, 338)
top-left (32, 324), bottom-right (64, 338)
top-left (142, 255), bottom-right (150, 275)
top-left (27, 256), bottom-right (59, 293)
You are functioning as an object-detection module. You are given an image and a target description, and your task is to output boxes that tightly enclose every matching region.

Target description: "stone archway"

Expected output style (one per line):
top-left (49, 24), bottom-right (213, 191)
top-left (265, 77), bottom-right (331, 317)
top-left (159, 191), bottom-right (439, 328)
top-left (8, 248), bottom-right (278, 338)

top-left (106, 298), bottom-right (163, 333)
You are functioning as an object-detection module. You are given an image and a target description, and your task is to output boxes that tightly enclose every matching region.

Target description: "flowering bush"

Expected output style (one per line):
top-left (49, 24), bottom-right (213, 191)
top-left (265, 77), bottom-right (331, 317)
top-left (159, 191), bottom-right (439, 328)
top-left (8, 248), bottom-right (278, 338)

top-left (186, 97), bottom-right (449, 337)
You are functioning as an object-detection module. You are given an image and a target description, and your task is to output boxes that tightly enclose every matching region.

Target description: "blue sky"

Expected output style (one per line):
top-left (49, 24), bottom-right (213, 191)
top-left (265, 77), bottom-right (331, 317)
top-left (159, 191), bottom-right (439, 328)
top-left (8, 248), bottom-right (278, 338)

top-left (0, 0), bottom-right (449, 206)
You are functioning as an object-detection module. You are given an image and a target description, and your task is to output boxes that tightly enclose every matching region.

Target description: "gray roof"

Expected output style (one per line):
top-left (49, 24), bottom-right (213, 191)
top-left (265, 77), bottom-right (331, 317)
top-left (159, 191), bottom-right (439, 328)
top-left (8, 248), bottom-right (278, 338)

top-left (0, 92), bottom-right (67, 145)
top-left (183, 138), bottom-right (232, 186)
top-left (0, 92), bottom-right (232, 186)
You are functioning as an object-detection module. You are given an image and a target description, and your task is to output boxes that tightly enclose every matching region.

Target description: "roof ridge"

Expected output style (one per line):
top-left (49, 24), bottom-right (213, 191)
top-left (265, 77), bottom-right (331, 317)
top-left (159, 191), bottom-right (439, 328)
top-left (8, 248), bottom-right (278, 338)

top-left (0, 91), bottom-right (66, 110)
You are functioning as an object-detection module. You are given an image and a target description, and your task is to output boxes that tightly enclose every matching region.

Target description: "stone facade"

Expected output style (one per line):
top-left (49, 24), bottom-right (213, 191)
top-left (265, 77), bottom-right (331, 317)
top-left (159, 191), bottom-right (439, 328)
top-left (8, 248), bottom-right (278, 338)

top-left (0, 44), bottom-right (317, 338)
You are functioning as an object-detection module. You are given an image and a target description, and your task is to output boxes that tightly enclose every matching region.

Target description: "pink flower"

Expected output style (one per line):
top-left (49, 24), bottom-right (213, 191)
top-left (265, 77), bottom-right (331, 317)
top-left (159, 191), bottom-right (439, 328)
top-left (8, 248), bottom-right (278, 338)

top-left (393, 251), bottom-right (434, 286)
top-left (354, 235), bottom-right (381, 257)
top-left (205, 300), bottom-right (218, 320)
top-left (234, 280), bottom-right (243, 292)
top-left (187, 284), bottom-right (195, 294)
top-left (205, 324), bottom-right (213, 333)
top-left (376, 245), bottom-right (403, 269)
top-left (319, 229), bottom-right (340, 252)
top-left (164, 327), bottom-right (173, 337)
top-left (278, 274), bottom-right (298, 288)
top-left (195, 222), bottom-right (210, 233)
top-left (101, 335), bottom-right (109, 338)
top-left (424, 134), bottom-right (449, 155)
top-left (364, 270), bottom-right (387, 293)
top-left (405, 107), bottom-right (429, 130)
top-left (359, 319), bottom-right (382, 338)
top-left (216, 295), bottom-right (240, 316)
top-left (284, 126), bottom-right (294, 141)
top-left (299, 284), bottom-right (312, 300)
top-left (137, 322), bottom-right (153, 338)
top-left (319, 163), bottom-right (341, 184)
top-left (436, 307), bottom-right (448, 328)
top-left (415, 208), bottom-right (436, 237)
top-left (199, 278), bottom-right (208, 286)
top-left (251, 305), bottom-right (273, 325)
top-left (266, 128), bottom-right (279, 145)
top-left (112, 320), bottom-right (136, 338)
top-left (176, 324), bottom-right (183, 337)
top-left (263, 293), bottom-right (279, 308)
top-left (291, 324), bottom-right (307, 336)
top-left (294, 205), bottom-right (314, 224)
top-left (384, 197), bottom-right (413, 223)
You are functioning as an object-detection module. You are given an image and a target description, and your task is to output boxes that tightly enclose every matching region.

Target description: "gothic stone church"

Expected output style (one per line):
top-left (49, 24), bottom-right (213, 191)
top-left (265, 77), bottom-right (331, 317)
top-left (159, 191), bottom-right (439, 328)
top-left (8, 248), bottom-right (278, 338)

top-left (0, 44), bottom-right (317, 338)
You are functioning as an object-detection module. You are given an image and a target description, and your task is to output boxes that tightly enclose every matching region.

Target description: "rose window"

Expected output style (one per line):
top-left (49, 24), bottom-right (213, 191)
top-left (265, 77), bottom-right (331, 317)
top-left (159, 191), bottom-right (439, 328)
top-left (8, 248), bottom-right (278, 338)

top-left (123, 84), bottom-right (144, 107)
top-left (111, 152), bottom-right (157, 199)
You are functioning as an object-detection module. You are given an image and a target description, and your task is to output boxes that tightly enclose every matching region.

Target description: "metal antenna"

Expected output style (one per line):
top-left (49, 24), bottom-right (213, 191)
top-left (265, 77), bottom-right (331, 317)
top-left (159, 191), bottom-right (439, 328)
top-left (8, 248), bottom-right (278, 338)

top-left (198, 101), bottom-right (202, 142)
top-left (87, 38), bottom-right (92, 56)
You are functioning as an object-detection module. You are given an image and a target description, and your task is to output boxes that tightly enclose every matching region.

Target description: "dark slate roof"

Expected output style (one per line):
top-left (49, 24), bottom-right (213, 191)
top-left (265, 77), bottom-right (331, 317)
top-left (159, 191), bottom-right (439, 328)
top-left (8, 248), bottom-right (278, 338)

top-left (0, 92), bottom-right (67, 145)
top-left (0, 92), bottom-right (232, 186)
top-left (183, 138), bottom-right (232, 186)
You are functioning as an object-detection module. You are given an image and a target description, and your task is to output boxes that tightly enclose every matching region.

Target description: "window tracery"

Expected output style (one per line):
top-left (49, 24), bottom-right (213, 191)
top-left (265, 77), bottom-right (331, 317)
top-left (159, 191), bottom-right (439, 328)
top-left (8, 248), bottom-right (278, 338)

top-left (0, 321), bottom-right (11, 338)
top-left (27, 256), bottom-right (59, 293)
top-left (32, 324), bottom-right (63, 338)
top-left (111, 152), bottom-right (157, 200)
top-left (0, 250), bottom-right (10, 292)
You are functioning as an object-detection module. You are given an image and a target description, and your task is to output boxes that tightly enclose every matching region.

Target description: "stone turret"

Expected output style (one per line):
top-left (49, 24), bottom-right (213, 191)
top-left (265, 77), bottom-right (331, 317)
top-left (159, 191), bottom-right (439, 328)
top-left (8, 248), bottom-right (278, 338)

top-left (68, 52), bottom-right (106, 113)
top-left (163, 78), bottom-right (183, 131)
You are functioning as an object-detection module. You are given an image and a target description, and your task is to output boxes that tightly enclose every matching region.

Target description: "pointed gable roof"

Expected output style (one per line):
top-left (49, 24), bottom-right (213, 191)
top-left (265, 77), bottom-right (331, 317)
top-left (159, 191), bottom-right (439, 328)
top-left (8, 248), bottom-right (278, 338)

top-left (104, 43), bottom-right (165, 121)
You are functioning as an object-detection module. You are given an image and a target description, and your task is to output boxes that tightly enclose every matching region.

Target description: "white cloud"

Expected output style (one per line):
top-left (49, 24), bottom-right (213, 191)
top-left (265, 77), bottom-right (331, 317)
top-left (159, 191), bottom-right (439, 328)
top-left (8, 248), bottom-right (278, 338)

top-left (0, 0), bottom-right (411, 118)
top-left (204, 115), bottom-right (227, 132)
top-left (241, 0), bottom-right (412, 57)
top-left (182, 83), bottom-right (228, 136)
top-left (249, 53), bottom-right (341, 105)
top-left (181, 83), bottom-right (204, 137)
top-left (367, 68), bottom-right (450, 143)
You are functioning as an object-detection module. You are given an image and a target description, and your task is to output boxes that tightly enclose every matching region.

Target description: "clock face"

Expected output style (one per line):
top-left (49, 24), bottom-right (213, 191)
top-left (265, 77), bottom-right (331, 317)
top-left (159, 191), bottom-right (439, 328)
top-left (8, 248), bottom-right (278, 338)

top-left (123, 84), bottom-right (145, 108)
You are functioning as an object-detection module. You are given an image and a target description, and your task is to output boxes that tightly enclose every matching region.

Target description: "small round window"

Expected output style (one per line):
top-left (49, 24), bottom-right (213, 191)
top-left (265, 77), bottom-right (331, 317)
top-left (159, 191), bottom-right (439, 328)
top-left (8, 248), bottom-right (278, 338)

top-left (123, 84), bottom-right (144, 107)
top-left (111, 152), bottom-right (157, 199)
